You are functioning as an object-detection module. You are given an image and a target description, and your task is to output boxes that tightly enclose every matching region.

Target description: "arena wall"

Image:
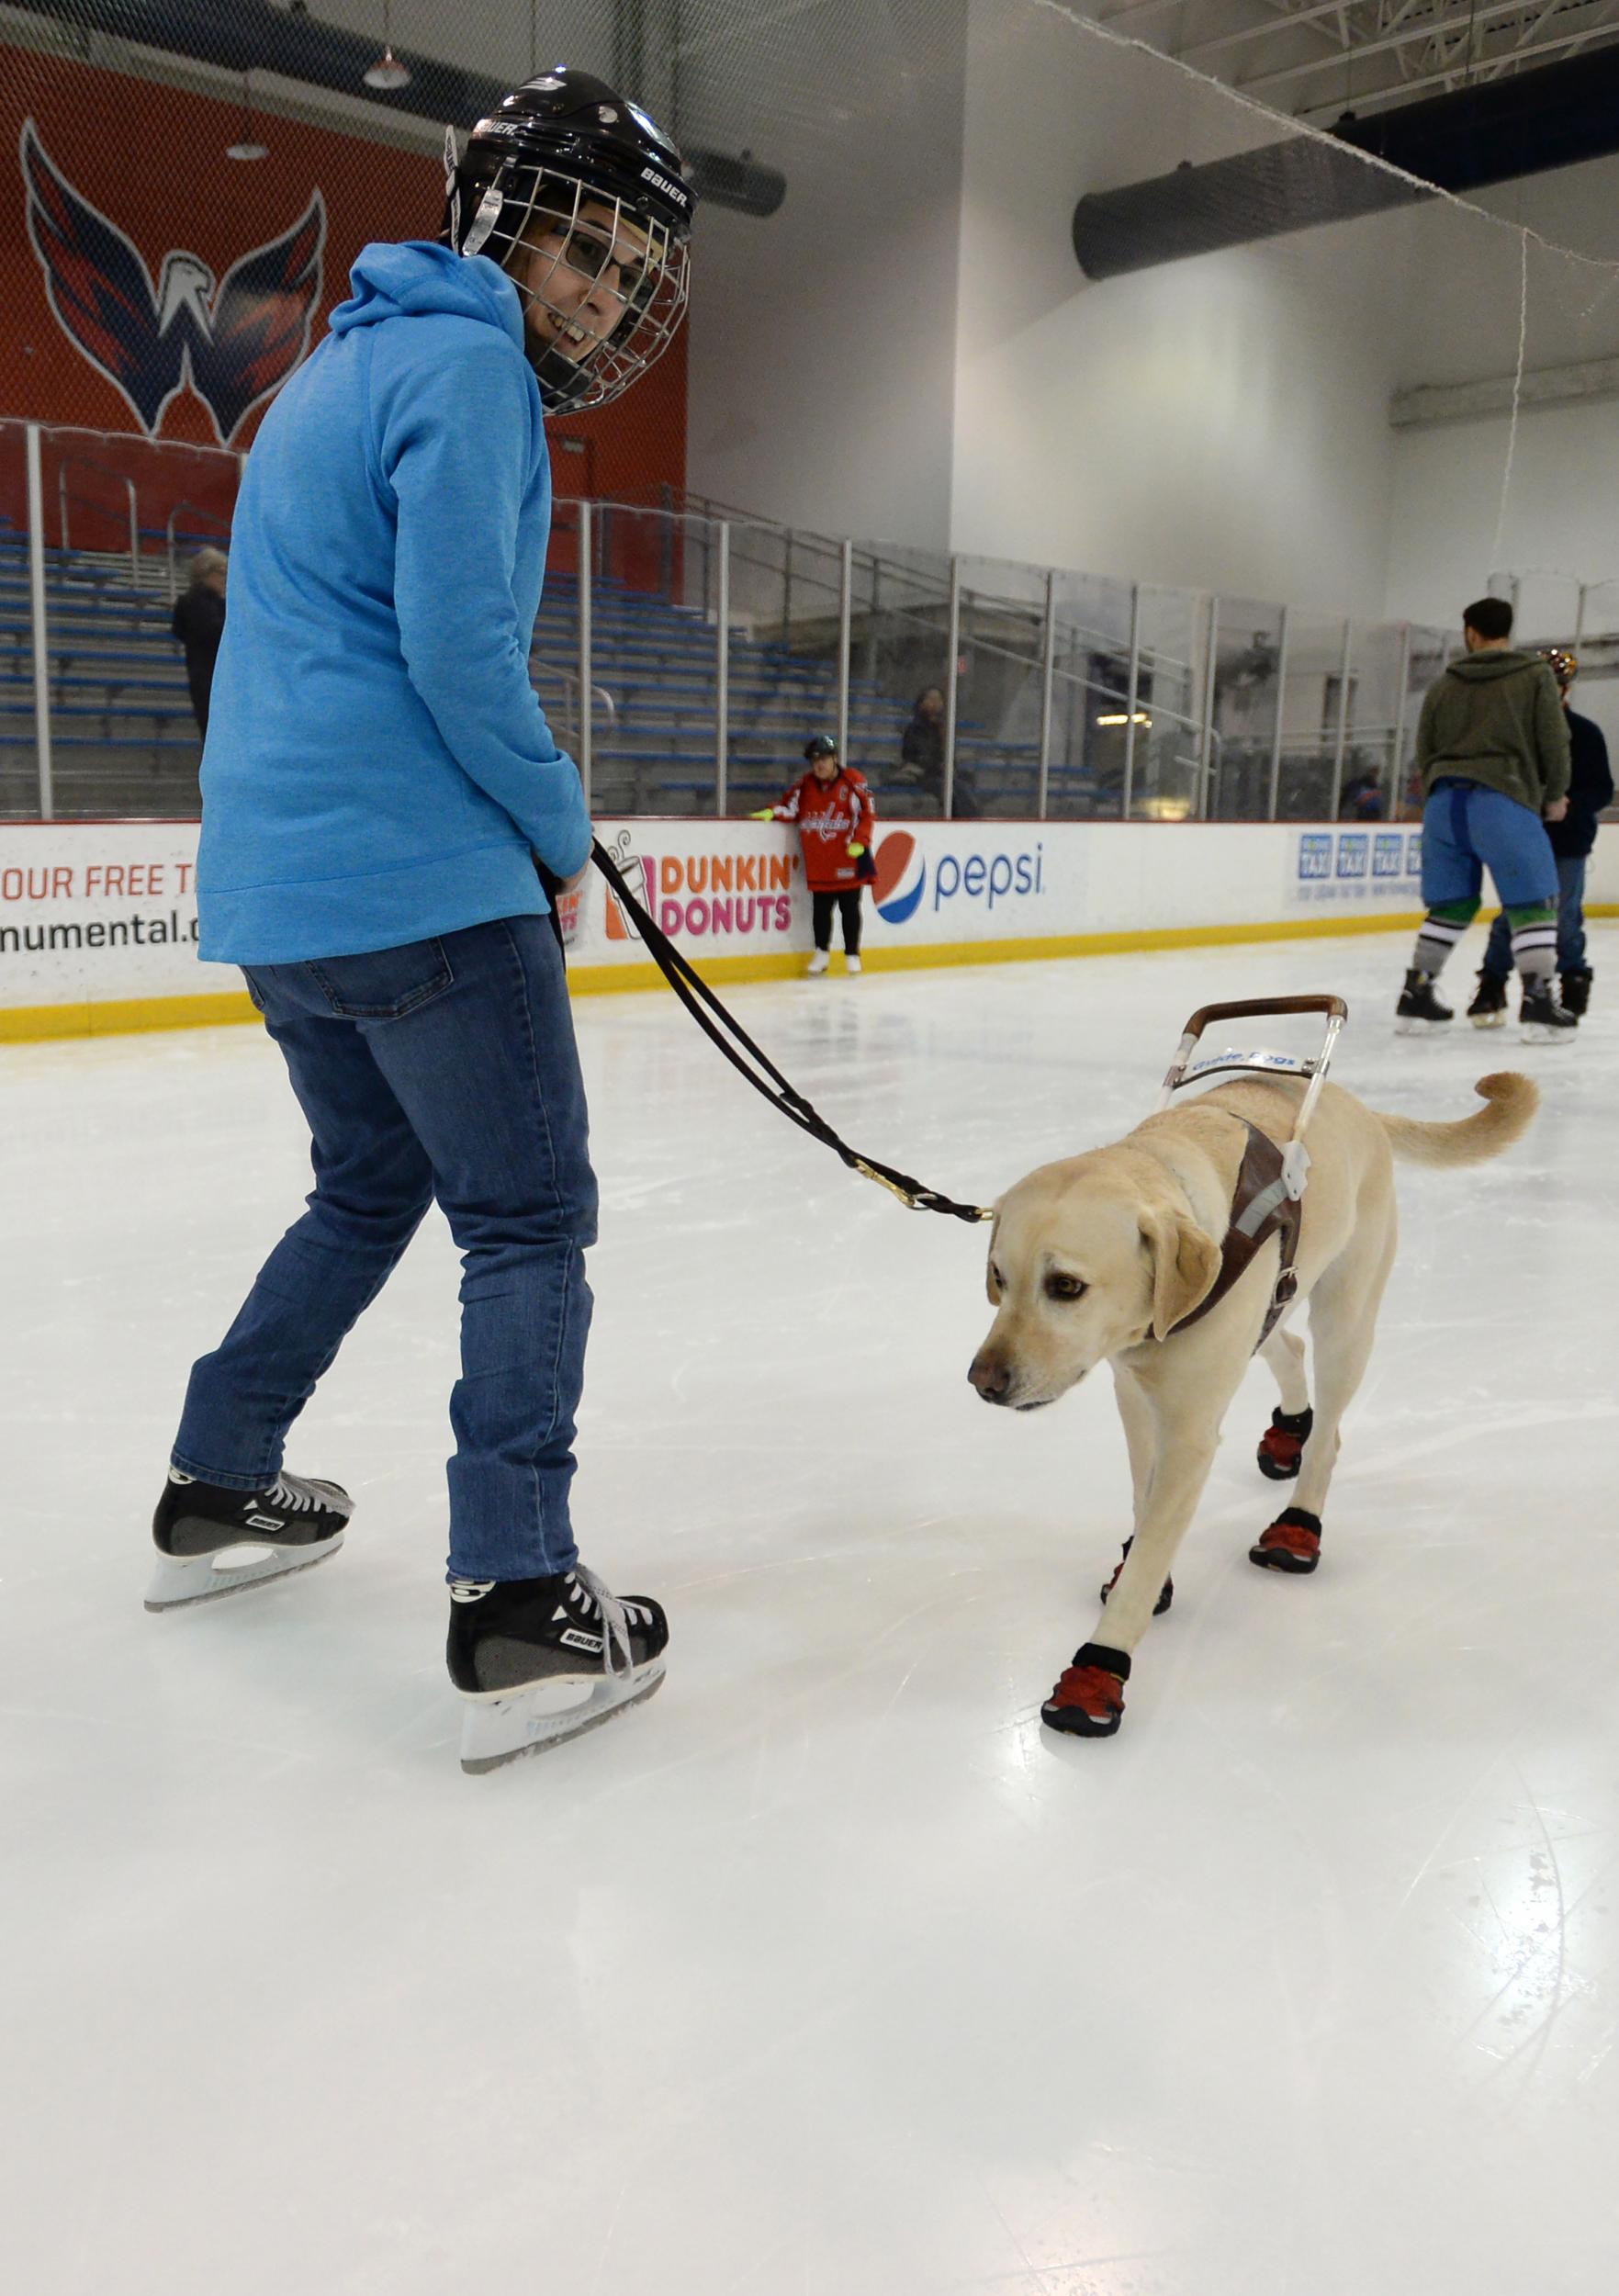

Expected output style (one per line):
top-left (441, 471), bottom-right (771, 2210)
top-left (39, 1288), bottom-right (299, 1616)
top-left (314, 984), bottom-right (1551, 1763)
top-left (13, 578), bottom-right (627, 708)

top-left (0, 42), bottom-right (687, 526)
top-left (8, 811), bottom-right (1610, 1041)
top-left (949, 0), bottom-right (1410, 619)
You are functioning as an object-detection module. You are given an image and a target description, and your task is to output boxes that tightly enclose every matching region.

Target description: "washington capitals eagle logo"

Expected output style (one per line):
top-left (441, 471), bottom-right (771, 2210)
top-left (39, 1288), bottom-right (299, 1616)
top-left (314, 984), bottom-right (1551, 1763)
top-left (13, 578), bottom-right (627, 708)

top-left (21, 119), bottom-right (326, 445)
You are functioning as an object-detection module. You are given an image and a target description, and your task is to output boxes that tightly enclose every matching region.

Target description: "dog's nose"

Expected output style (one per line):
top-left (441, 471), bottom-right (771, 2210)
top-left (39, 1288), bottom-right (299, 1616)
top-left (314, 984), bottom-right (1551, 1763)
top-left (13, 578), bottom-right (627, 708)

top-left (969, 1353), bottom-right (1012, 1402)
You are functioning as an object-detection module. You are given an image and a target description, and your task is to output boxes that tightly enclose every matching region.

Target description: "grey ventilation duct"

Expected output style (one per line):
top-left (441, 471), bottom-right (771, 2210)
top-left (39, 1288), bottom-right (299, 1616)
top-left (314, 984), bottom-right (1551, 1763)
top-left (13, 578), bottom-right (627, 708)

top-left (17, 0), bottom-right (786, 218)
top-left (1073, 44), bottom-right (1619, 280)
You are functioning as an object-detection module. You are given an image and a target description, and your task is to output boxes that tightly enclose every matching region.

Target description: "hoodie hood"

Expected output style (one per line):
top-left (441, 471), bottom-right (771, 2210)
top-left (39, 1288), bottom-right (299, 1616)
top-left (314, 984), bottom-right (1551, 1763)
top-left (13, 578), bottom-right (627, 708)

top-left (1446, 648), bottom-right (1544, 683)
top-left (330, 241), bottom-right (523, 351)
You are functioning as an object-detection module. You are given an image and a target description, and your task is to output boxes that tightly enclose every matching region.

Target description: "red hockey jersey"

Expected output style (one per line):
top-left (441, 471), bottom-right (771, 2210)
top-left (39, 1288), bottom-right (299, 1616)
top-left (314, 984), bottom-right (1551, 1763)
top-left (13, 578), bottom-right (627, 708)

top-left (768, 768), bottom-right (877, 892)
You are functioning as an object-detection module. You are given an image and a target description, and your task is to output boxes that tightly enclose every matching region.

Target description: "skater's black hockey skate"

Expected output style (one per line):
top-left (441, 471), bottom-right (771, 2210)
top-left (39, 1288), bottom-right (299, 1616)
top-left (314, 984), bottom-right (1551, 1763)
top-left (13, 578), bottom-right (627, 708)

top-left (1395, 969), bottom-right (1453, 1032)
top-left (146, 1468), bottom-right (352, 1611)
top-left (1520, 984), bottom-right (1579, 1043)
top-left (1466, 970), bottom-right (1509, 1030)
top-left (449, 1567), bottom-right (668, 1773)
top-left (1559, 968), bottom-right (1592, 1019)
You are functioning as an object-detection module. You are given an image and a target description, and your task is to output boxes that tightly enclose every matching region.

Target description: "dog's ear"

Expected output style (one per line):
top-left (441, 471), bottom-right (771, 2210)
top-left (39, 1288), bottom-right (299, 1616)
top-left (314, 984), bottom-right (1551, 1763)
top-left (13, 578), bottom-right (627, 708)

top-left (1141, 1210), bottom-right (1222, 1341)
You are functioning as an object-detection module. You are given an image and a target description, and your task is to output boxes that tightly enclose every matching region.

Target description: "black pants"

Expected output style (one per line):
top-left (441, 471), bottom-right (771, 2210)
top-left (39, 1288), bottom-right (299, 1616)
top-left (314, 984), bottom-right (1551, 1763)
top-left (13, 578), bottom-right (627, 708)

top-left (812, 890), bottom-right (863, 953)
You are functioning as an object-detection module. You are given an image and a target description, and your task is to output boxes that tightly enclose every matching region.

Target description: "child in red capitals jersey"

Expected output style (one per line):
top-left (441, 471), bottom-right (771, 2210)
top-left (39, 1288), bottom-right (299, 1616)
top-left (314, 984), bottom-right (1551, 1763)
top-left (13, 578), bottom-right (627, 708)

top-left (752, 735), bottom-right (877, 976)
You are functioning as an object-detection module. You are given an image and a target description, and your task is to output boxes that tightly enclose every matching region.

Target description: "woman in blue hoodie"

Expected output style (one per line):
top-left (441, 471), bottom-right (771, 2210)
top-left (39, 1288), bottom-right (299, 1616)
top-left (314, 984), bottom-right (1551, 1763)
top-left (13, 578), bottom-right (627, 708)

top-left (148, 73), bottom-right (695, 1772)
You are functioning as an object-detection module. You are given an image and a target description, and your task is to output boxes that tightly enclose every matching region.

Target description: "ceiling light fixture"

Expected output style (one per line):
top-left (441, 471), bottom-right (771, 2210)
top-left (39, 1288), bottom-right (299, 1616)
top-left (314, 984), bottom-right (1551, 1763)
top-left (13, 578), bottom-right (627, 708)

top-left (226, 71), bottom-right (268, 161)
top-left (363, 2), bottom-right (411, 91)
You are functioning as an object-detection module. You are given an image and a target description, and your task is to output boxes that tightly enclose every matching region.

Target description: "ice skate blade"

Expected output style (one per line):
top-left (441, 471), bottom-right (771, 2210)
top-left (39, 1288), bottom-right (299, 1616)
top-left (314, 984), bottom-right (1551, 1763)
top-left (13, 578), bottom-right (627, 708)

top-left (1521, 1021), bottom-right (1577, 1045)
top-left (143, 1532), bottom-right (344, 1612)
top-left (1393, 1016), bottom-right (1450, 1035)
top-left (459, 1660), bottom-right (666, 1774)
top-left (1469, 1010), bottom-right (1505, 1030)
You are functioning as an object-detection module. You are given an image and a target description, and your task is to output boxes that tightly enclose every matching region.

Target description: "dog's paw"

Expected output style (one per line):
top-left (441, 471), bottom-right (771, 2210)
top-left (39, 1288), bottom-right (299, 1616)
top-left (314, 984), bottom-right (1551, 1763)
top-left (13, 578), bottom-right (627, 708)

top-left (1256, 1406), bottom-right (1312, 1480)
top-left (1041, 1642), bottom-right (1130, 1737)
top-left (1098, 1536), bottom-right (1173, 1615)
top-left (1248, 1507), bottom-right (1321, 1574)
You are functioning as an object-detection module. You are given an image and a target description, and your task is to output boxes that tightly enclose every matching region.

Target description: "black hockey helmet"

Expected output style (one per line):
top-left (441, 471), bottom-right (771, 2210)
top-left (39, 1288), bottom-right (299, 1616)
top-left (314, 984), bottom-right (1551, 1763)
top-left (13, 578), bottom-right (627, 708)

top-left (442, 67), bottom-right (694, 414)
top-left (804, 734), bottom-right (839, 760)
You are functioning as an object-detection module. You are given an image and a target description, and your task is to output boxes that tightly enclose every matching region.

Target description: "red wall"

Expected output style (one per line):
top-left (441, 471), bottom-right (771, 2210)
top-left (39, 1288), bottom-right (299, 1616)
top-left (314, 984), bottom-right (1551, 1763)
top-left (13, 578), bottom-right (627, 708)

top-left (0, 44), bottom-right (687, 550)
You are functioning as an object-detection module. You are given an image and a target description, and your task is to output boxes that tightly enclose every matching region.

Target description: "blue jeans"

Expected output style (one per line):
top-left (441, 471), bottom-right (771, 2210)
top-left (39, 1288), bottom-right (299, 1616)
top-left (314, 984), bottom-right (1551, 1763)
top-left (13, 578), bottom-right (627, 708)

top-left (173, 917), bottom-right (598, 1581)
top-left (1422, 779), bottom-right (1558, 911)
top-left (1482, 853), bottom-right (1590, 978)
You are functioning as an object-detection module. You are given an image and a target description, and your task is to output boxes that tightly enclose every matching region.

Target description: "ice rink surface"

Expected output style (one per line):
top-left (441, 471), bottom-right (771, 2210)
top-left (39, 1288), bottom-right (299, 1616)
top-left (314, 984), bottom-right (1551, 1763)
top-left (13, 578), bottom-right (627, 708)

top-left (4, 924), bottom-right (1617, 2296)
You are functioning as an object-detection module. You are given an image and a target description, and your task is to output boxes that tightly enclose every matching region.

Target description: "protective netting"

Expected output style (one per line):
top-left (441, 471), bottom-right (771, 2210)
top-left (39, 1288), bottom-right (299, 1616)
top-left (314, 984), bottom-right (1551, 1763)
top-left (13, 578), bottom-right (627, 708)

top-left (3, 0), bottom-right (1617, 822)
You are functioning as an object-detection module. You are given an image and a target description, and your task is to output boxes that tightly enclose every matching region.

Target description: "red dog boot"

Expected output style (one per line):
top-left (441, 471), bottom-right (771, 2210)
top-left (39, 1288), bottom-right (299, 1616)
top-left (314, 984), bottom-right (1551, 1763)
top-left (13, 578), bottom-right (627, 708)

top-left (1256, 1405), bottom-right (1312, 1481)
top-left (1249, 1505), bottom-right (1322, 1575)
top-left (1098, 1535), bottom-right (1173, 1616)
top-left (1042, 1642), bottom-right (1130, 1738)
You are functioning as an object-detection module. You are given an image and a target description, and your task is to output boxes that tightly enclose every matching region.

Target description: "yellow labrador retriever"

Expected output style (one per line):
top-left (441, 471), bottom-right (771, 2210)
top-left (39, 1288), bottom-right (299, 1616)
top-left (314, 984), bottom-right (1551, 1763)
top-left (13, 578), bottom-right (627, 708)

top-left (968, 1067), bottom-right (1537, 1737)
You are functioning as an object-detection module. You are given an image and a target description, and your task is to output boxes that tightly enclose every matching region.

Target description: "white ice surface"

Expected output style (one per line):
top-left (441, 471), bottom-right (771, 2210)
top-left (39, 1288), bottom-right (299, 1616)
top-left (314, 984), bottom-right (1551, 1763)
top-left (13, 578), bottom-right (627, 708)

top-left (4, 928), bottom-right (1617, 2296)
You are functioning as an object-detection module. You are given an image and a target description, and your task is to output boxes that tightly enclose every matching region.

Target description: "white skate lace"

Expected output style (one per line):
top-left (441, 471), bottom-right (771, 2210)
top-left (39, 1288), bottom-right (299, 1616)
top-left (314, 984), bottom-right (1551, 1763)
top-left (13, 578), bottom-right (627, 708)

top-left (264, 1473), bottom-right (334, 1513)
top-left (568, 1566), bottom-right (654, 1677)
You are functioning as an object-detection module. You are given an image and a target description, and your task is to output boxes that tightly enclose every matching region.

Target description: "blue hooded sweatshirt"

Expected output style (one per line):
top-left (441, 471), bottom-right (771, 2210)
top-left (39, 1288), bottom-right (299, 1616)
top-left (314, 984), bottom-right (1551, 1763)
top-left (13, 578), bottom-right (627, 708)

top-left (196, 242), bottom-right (591, 964)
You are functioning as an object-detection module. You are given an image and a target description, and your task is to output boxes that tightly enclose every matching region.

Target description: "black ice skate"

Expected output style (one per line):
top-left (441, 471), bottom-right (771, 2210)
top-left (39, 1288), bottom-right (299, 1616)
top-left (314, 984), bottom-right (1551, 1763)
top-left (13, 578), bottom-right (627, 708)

top-left (1520, 984), bottom-right (1579, 1043)
top-left (1466, 970), bottom-right (1509, 1030)
top-left (146, 1468), bottom-right (352, 1611)
top-left (1395, 969), bottom-right (1453, 1032)
top-left (1560, 968), bottom-right (1593, 1019)
top-left (448, 1566), bottom-right (668, 1773)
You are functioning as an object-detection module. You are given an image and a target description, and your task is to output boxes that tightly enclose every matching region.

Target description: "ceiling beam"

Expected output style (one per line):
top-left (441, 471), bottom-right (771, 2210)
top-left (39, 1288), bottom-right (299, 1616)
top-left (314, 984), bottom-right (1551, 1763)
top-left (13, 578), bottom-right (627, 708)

top-left (1296, 14), bottom-right (1619, 103)
top-left (1237, 0), bottom-right (1586, 88)
top-left (1392, 353), bottom-right (1619, 425)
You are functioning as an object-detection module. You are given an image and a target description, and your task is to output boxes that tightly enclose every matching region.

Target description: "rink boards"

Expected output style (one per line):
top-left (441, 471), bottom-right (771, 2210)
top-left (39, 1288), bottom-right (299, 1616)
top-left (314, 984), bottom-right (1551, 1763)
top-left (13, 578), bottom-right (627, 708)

top-left (3, 814), bottom-right (1615, 1039)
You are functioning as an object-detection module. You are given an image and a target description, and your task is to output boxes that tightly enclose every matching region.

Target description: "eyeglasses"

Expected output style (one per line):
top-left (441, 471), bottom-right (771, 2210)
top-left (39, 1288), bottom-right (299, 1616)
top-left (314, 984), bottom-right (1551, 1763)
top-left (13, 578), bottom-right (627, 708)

top-left (542, 221), bottom-right (658, 308)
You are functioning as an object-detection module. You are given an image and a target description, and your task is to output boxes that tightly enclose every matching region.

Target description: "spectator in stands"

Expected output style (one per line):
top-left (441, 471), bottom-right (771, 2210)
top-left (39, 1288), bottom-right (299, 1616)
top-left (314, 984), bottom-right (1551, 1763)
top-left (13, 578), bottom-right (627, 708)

top-left (898, 684), bottom-right (979, 818)
top-left (899, 684), bottom-right (945, 799)
top-left (1468, 647), bottom-right (1612, 1025)
top-left (1339, 768), bottom-right (1385, 820)
top-left (171, 547), bottom-right (228, 737)
top-left (752, 733), bottom-right (876, 975)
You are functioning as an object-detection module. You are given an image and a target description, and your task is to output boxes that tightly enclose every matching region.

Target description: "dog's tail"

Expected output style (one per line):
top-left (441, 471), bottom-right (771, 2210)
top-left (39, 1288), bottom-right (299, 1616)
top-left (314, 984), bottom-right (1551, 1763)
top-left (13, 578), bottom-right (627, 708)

top-left (1373, 1071), bottom-right (1539, 1168)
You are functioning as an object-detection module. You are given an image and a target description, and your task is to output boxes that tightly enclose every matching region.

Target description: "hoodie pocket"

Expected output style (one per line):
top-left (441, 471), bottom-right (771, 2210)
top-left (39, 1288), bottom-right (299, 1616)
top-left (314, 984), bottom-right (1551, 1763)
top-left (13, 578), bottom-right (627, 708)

top-left (306, 939), bottom-right (454, 1020)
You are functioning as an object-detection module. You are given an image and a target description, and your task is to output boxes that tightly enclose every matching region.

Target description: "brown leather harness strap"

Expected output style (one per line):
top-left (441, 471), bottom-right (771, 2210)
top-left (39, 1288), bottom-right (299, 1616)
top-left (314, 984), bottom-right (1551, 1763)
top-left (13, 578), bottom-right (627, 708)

top-left (1172, 1119), bottom-right (1302, 1349)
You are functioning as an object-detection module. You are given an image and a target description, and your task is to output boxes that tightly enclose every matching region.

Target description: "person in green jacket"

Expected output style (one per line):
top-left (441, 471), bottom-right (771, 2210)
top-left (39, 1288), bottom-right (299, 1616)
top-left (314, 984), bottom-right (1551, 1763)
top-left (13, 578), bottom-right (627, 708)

top-left (1396, 594), bottom-right (1576, 1041)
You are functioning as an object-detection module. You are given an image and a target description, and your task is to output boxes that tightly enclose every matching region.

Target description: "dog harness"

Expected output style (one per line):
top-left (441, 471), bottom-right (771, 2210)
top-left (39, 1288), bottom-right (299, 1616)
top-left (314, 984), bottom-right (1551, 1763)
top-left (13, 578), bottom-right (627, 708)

top-left (1171, 1118), bottom-right (1302, 1348)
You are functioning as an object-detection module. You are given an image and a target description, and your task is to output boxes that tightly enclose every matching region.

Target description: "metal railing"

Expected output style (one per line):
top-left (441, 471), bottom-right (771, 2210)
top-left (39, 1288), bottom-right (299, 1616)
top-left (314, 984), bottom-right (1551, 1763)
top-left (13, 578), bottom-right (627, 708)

top-left (529, 657), bottom-right (616, 752)
top-left (656, 497), bottom-right (1434, 823)
top-left (59, 456), bottom-right (141, 588)
top-left (4, 416), bottom-right (1459, 827)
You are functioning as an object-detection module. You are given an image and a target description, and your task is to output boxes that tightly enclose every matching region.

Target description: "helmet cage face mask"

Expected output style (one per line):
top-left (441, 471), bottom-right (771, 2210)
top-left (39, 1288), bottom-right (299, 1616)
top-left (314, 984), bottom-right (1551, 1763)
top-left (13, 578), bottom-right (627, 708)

top-left (461, 161), bottom-right (689, 414)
